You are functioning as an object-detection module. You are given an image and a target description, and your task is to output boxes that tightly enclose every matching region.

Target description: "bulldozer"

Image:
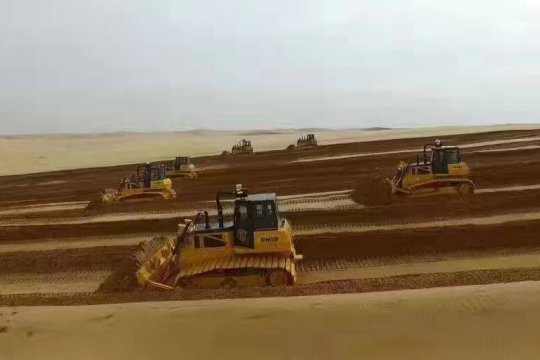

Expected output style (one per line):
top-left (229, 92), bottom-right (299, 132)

top-left (136, 184), bottom-right (302, 289)
top-left (353, 139), bottom-right (475, 205)
top-left (231, 139), bottom-right (254, 155)
top-left (162, 156), bottom-right (198, 179)
top-left (296, 133), bottom-right (318, 149)
top-left (89, 163), bottom-right (176, 208)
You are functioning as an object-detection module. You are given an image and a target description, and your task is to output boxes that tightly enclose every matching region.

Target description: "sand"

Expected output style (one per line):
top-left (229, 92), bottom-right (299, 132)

top-left (2, 124), bottom-right (539, 176)
top-left (295, 210), bottom-right (540, 235)
top-left (298, 252), bottom-right (540, 283)
top-left (0, 271), bottom-right (110, 295)
top-left (2, 281), bottom-right (540, 359)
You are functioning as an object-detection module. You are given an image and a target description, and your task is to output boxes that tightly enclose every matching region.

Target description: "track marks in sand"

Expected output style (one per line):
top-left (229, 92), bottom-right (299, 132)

top-left (0, 194), bottom-right (361, 227)
top-left (0, 271), bottom-right (110, 295)
top-left (0, 233), bottom-right (174, 253)
top-left (296, 210), bottom-right (540, 235)
top-left (297, 252), bottom-right (540, 284)
top-left (0, 201), bottom-right (90, 216)
top-left (291, 136), bottom-right (540, 163)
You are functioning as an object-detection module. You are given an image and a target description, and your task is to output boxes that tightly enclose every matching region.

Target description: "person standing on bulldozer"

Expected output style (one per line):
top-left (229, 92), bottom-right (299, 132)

top-left (143, 162), bottom-right (152, 188)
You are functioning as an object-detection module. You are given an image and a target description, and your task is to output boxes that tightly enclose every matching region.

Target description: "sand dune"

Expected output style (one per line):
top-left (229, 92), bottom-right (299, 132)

top-left (2, 124), bottom-right (539, 176)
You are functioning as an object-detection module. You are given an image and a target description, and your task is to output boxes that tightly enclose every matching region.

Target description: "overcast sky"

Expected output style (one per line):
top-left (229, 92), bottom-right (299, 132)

top-left (1, 0), bottom-right (539, 134)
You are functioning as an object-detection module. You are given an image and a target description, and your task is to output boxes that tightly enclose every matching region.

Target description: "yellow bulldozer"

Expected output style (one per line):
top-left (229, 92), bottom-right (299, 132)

top-left (136, 185), bottom-right (302, 289)
top-left (162, 156), bottom-right (197, 179)
top-left (88, 163), bottom-right (176, 208)
top-left (354, 139), bottom-right (475, 205)
top-left (231, 139), bottom-right (254, 155)
top-left (296, 133), bottom-right (318, 149)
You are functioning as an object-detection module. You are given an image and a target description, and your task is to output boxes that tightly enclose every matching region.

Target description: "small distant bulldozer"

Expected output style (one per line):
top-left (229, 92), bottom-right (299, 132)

top-left (136, 185), bottom-right (302, 289)
top-left (88, 163), bottom-right (176, 208)
top-left (231, 139), bottom-right (254, 155)
top-left (162, 156), bottom-right (197, 179)
top-left (353, 139), bottom-right (475, 205)
top-left (296, 134), bottom-right (318, 149)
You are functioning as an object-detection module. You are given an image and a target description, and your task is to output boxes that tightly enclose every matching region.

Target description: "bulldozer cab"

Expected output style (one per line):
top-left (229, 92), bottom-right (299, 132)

top-left (174, 156), bottom-right (191, 169)
top-left (136, 164), bottom-right (167, 188)
top-left (240, 139), bottom-right (252, 148)
top-left (233, 139), bottom-right (251, 149)
top-left (422, 141), bottom-right (461, 175)
top-left (233, 194), bottom-right (279, 249)
top-left (431, 147), bottom-right (460, 174)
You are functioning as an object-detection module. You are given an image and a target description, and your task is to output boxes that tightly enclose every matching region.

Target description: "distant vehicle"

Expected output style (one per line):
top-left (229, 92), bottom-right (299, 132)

top-left (231, 139), bottom-right (254, 155)
top-left (162, 156), bottom-right (197, 179)
top-left (87, 163), bottom-right (176, 208)
top-left (353, 139), bottom-right (475, 205)
top-left (136, 185), bottom-right (302, 289)
top-left (296, 134), bottom-right (318, 149)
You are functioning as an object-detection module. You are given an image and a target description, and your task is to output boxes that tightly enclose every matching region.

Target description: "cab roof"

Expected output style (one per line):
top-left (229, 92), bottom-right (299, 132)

top-left (243, 193), bottom-right (277, 202)
top-left (433, 145), bottom-right (459, 150)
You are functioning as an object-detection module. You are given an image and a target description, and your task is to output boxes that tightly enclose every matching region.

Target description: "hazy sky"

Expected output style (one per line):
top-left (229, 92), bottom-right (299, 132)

top-left (1, 0), bottom-right (539, 134)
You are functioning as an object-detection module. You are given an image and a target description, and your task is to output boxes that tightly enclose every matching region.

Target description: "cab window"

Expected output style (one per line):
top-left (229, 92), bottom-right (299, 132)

top-left (203, 236), bottom-right (225, 248)
top-left (252, 201), bottom-right (278, 229)
top-left (195, 234), bottom-right (225, 248)
top-left (235, 203), bottom-right (249, 222)
top-left (446, 149), bottom-right (460, 164)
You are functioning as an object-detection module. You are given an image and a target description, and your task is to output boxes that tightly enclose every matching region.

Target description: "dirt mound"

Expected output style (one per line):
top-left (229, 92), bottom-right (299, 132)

top-left (286, 144), bottom-right (295, 151)
top-left (97, 236), bottom-right (170, 293)
top-left (84, 190), bottom-right (113, 211)
top-left (97, 256), bottom-right (140, 292)
top-left (85, 198), bottom-right (103, 211)
top-left (351, 176), bottom-right (393, 206)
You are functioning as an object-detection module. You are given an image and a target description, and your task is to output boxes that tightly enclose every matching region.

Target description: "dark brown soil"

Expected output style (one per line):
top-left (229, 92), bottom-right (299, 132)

top-left (1, 129), bottom-right (539, 208)
top-left (0, 246), bottom-right (135, 273)
top-left (2, 129), bottom-right (540, 305)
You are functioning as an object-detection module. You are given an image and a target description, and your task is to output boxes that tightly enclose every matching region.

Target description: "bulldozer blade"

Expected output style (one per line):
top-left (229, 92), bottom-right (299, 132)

top-left (135, 236), bottom-right (176, 287)
top-left (135, 219), bottom-right (195, 289)
top-left (146, 279), bottom-right (175, 290)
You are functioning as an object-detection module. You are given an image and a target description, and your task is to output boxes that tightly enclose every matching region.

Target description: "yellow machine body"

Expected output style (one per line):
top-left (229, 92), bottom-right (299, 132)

top-left (231, 139), bottom-right (254, 155)
top-left (387, 143), bottom-right (475, 197)
top-left (100, 165), bottom-right (176, 205)
top-left (162, 157), bottom-right (198, 179)
top-left (136, 187), bottom-right (301, 289)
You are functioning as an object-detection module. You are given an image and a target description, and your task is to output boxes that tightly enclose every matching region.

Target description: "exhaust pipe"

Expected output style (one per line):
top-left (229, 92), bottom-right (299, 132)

top-left (216, 193), bottom-right (224, 228)
top-left (204, 210), bottom-right (210, 229)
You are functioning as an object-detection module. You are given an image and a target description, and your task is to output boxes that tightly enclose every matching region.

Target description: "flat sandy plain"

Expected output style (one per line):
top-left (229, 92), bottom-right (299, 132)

top-left (2, 282), bottom-right (540, 360)
top-left (2, 124), bottom-right (539, 176)
top-left (2, 124), bottom-right (540, 359)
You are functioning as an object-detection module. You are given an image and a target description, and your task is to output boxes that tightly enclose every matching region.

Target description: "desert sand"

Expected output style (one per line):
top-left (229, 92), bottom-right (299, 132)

top-left (2, 124), bottom-right (539, 176)
top-left (2, 127), bottom-right (540, 359)
top-left (2, 281), bottom-right (540, 360)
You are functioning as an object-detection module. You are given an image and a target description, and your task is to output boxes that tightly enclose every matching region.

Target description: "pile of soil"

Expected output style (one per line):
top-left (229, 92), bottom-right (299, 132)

top-left (351, 176), bottom-right (393, 206)
top-left (97, 256), bottom-right (140, 292)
